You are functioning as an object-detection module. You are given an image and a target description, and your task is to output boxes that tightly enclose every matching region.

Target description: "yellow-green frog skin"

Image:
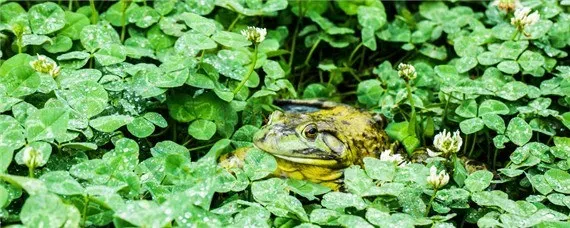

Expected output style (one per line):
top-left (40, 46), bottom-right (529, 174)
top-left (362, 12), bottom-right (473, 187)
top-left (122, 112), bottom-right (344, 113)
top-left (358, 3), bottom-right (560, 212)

top-left (225, 102), bottom-right (391, 190)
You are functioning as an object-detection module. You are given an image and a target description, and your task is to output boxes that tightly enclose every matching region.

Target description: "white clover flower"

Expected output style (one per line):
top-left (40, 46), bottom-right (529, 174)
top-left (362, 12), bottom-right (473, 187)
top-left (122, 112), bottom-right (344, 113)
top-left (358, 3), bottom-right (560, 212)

top-left (397, 63), bottom-right (417, 82)
top-left (22, 146), bottom-right (44, 168)
top-left (379, 149), bottom-right (408, 167)
top-left (433, 129), bottom-right (463, 156)
top-left (514, 7), bottom-right (530, 20)
top-left (491, 0), bottom-right (521, 12)
top-left (427, 166), bottom-right (449, 189)
top-left (240, 26), bottom-right (267, 43)
top-left (29, 54), bottom-right (61, 78)
top-left (523, 11), bottom-right (540, 25)
top-left (510, 7), bottom-right (540, 36)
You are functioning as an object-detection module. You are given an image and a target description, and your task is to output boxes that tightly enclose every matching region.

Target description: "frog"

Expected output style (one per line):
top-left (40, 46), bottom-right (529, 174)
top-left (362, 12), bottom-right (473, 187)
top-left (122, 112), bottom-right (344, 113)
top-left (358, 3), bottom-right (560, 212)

top-left (219, 99), bottom-right (488, 190)
top-left (219, 99), bottom-right (393, 190)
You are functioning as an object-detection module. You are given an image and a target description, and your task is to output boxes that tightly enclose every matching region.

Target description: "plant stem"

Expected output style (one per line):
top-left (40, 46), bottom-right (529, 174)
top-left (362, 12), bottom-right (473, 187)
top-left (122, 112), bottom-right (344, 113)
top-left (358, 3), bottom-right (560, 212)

top-left (405, 82), bottom-right (417, 137)
top-left (198, 50), bottom-right (206, 65)
top-left (17, 35), bottom-right (22, 54)
top-left (405, 83), bottom-right (416, 114)
top-left (233, 44), bottom-right (258, 95)
top-left (468, 133), bottom-right (477, 157)
top-left (182, 138), bottom-right (192, 147)
top-left (120, 0), bottom-right (128, 43)
top-left (547, 135), bottom-right (554, 145)
top-left (303, 38), bottom-right (321, 66)
top-left (347, 69), bottom-right (362, 82)
top-left (89, 0), bottom-right (98, 24)
top-left (348, 42), bottom-right (363, 65)
top-left (28, 166), bottom-right (35, 178)
top-left (227, 14), bottom-right (242, 32)
top-left (359, 45), bottom-right (366, 71)
top-left (419, 115), bottom-right (425, 145)
top-left (68, 0), bottom-right (73, 11)
top-left (150, 126), bottom-right (170, 137)
top-left (339, 91), bottom-right (357, 97)
top-left (425, 189), bottom-right (438, 217)
top-left (493, 148), bottom-right (499, 170)
top-left (442, 93), bottom-right (450, 127)
top-left (81, 195), bottom-right (90, 226)
top-left (298, 70), bottom-right (306, 90)
top-left (288, 5), bottom-right (304, 69)
top-left (188, 143), bottom-right (216, 152)
top-left (463, 134), bottom-right (469, 155)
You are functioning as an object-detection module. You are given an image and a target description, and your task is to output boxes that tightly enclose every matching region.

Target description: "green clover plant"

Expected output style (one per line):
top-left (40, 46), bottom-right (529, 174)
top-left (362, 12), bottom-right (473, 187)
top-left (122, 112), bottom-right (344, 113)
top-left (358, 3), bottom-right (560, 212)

top-left (0, 0), bottom-right (569, 227)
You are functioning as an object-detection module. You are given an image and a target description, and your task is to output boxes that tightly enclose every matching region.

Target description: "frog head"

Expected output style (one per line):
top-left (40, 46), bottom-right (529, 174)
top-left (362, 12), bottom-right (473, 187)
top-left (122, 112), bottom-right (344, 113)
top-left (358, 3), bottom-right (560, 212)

top-left (253, 105), bottom-right (390, 168)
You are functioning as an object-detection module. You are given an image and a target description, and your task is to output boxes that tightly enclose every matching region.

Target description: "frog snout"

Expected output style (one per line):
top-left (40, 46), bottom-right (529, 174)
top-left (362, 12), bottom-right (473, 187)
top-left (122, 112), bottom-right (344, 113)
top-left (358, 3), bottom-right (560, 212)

top-left (253, 128), bottom-right (268, 143)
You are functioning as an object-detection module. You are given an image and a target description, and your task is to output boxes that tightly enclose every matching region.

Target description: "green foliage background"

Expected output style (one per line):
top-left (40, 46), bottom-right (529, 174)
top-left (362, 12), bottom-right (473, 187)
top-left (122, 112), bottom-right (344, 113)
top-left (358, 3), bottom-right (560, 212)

top-left (0, 0), bottom-right (569, 227)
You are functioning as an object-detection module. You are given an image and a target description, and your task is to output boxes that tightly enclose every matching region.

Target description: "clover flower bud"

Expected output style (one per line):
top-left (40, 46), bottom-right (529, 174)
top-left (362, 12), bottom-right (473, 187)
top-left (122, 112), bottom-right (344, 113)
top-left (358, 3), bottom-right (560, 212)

top-left (491, 0), bottom-right (521, 12)
top-left (240, 26), bottom-right (267, 43)
top-left (29, 54), bottom-right (61, 78)
top-left (427, 166), bottom-right (449, 189)
top-left (510, 7), bottom-right (540, 37)
top-left (22, 146), bottom-right (44, 169)
top-left (433, 129), bottom-right (462, 156)
top-left (397, 63), bottom-right (417, 82)
top-left (379, 149), bottom-right (408, 167)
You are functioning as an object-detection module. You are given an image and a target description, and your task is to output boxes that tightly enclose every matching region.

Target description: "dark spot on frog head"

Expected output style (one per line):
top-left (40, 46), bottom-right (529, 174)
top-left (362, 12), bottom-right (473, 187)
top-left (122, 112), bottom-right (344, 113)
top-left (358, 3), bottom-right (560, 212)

top-left (263, 124), bottom-right (296, 138)
top-left (341, 120), bottom-right (350, 125)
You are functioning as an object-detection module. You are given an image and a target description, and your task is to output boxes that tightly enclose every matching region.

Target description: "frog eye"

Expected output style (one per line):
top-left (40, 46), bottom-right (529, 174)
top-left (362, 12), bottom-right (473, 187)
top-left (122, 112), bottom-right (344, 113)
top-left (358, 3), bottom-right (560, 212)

top-left (303, 124), bottom-right (318, 139)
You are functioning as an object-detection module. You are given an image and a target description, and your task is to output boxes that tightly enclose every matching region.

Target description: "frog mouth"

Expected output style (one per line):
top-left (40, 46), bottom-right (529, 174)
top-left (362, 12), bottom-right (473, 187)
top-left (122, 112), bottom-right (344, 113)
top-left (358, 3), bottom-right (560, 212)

top-left (272, 154), bottom-right (339, 167)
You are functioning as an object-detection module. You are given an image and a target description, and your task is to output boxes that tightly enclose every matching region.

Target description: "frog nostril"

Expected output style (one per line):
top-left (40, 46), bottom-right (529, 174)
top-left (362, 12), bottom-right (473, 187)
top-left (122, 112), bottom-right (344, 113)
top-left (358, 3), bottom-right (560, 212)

top-left (253, 129), bottom-right (268, 141)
